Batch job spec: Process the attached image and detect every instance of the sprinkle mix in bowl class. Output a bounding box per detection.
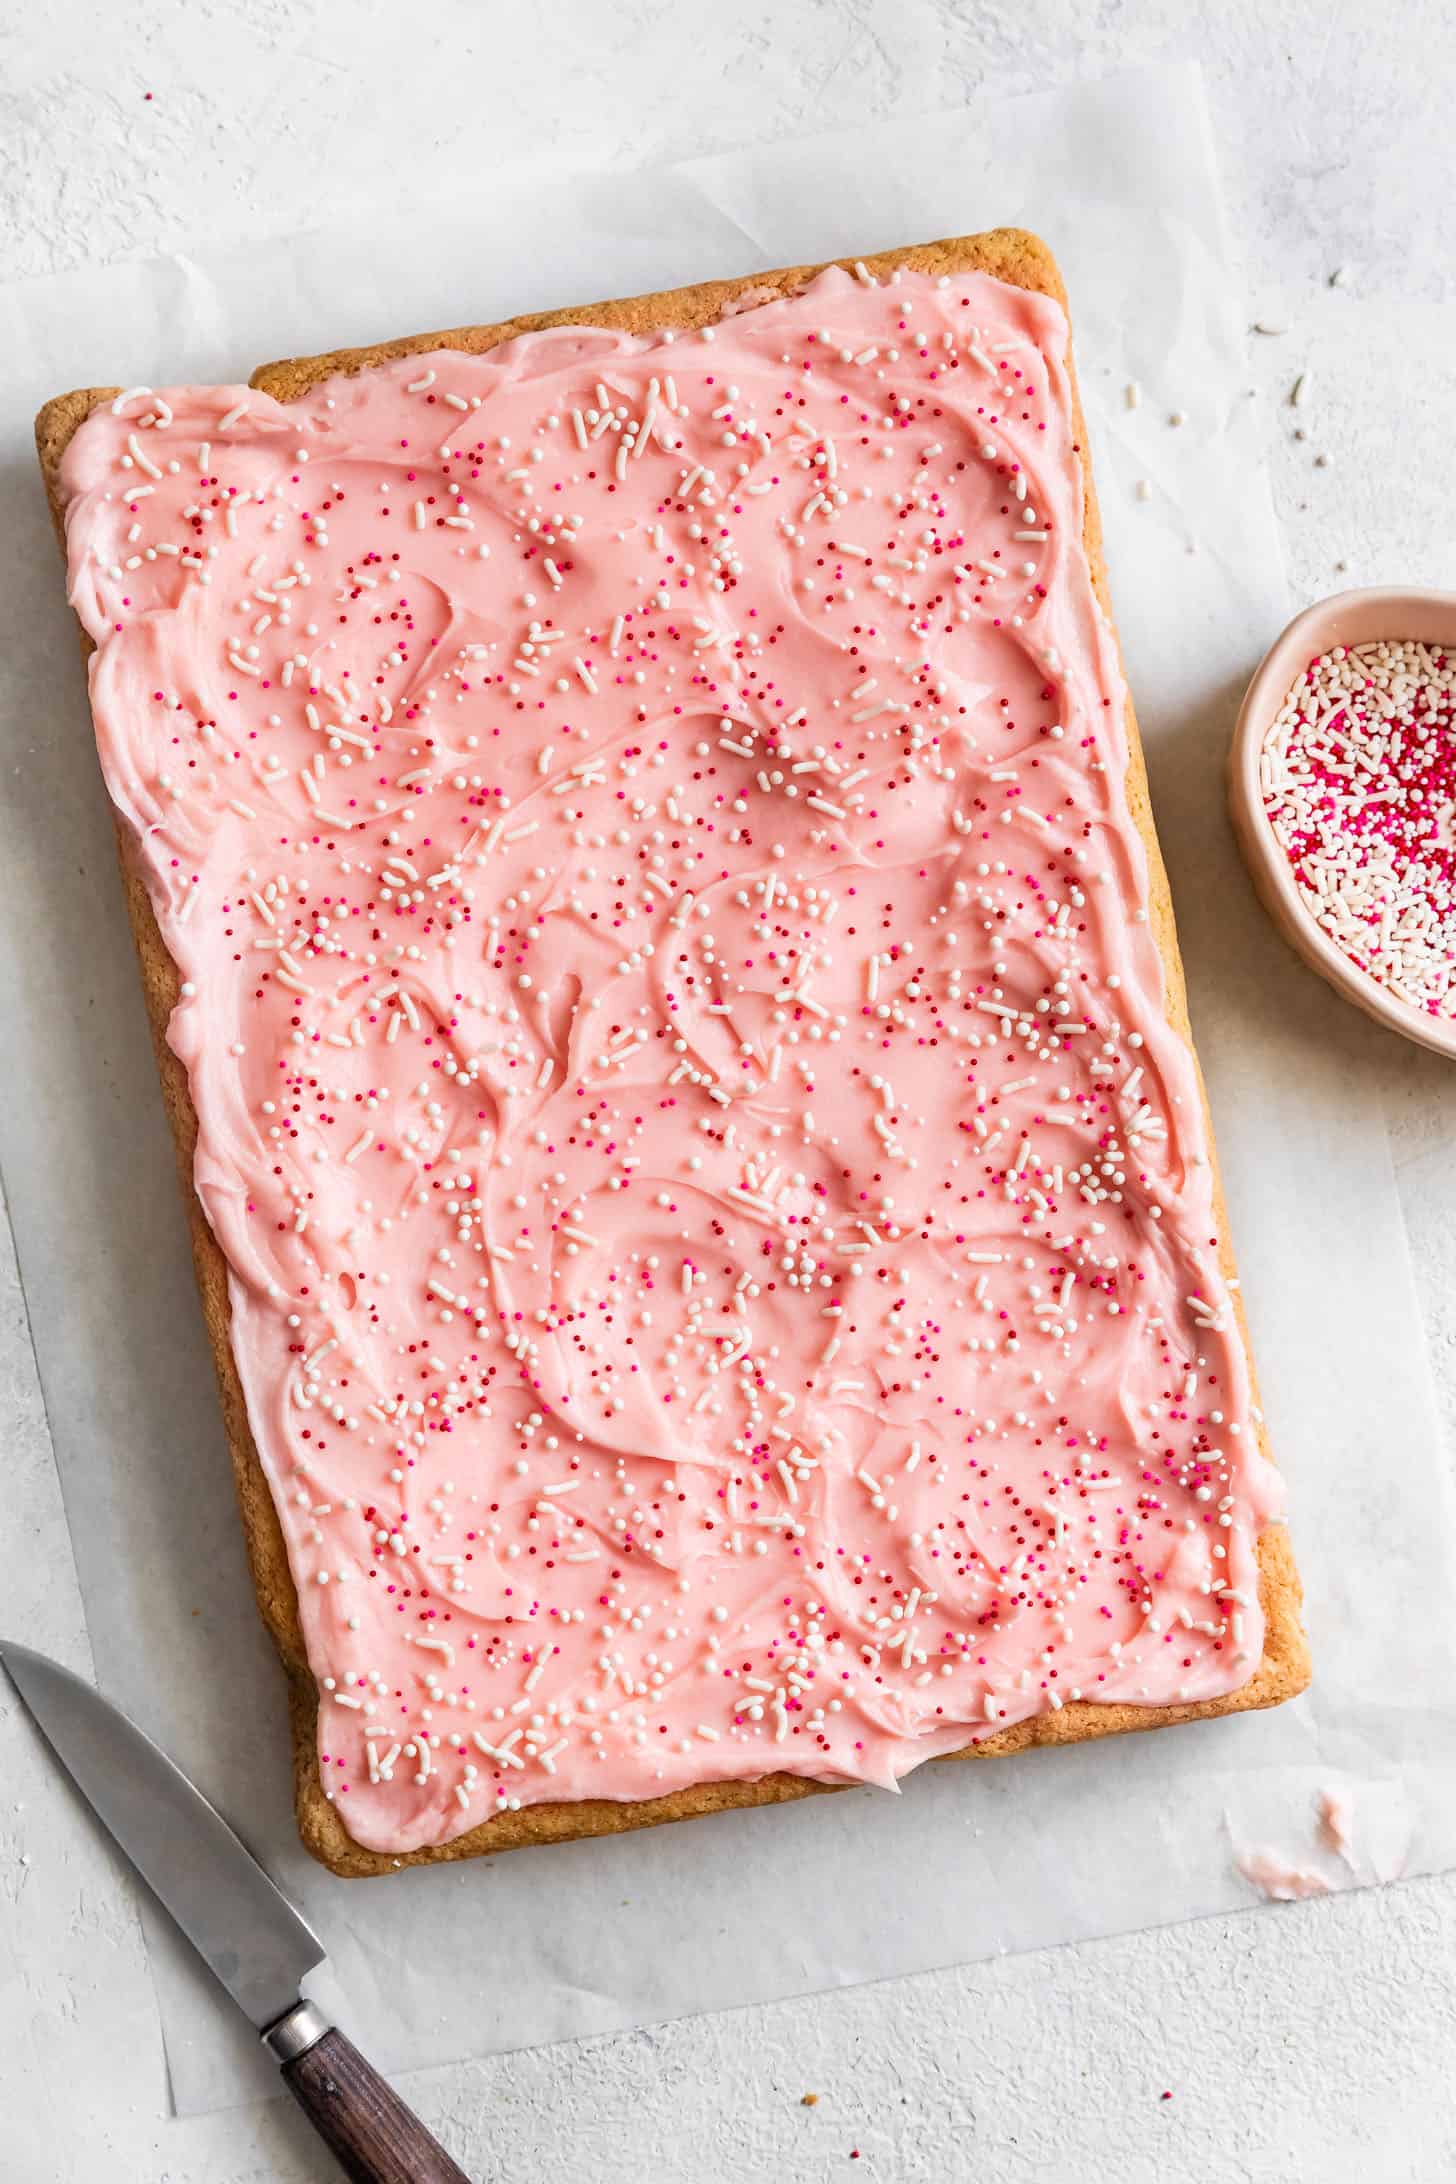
[1229,587,1456,1060]
[1260,640,1456,1020]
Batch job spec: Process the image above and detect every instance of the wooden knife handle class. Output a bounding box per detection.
[280,2025,472,2184]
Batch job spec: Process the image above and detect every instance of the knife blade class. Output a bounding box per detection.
[1,1638,472,2184]
[0,1637,323,2029]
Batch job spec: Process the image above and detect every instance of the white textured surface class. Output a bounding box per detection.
[3,5,1455,2178]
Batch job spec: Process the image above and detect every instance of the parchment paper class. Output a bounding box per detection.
[3,63,1453,2118]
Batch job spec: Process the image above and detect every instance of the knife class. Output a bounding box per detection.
[0,1638,472,2184]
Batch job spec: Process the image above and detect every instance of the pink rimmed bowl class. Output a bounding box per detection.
[1228,585,1456,1060]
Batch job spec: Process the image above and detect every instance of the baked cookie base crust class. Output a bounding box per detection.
[36,227,1309,1877]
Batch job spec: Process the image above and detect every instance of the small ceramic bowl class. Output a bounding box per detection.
[1228,584,1456,1060]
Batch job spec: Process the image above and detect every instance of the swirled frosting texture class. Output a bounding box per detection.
[61,267,1279,1853]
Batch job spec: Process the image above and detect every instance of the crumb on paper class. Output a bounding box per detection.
[1317,1787,1355,1860]
[801,2093,819,2107]
[1330,266,1352,288]
[1234,1847,1331,1902]
[1253,320,1288,335]
[1135,478,1152,502]
[1291,371,1310,407]
[1125,380,1141,410]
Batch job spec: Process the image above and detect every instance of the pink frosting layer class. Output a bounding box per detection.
[61,266,1280,1854]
